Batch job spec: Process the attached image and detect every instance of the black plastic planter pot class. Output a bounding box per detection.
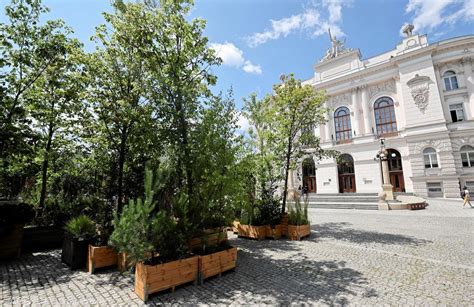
[61,234,93,270]
[22,226,64,252]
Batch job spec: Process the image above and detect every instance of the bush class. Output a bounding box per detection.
[288,197,309,226]
[258,197,281,226]
[0,202,33,235]
[65,215,96,240]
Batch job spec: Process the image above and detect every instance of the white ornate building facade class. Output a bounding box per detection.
[290,29,474,198]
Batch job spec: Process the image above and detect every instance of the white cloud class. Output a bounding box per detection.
[404,0,474,35]
[243,61,263,74]
[236,113,250,133]
[210,42,262,75]
[246,1,350,47]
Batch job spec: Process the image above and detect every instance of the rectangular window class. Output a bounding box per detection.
[449,104,464,122]
[450,76,459,89]
[427,182,443,197]
[461,153,469,167]
[444,78,452,91]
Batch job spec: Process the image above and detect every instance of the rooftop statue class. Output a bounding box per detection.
[320,28,352,62]
[402,24,414,37]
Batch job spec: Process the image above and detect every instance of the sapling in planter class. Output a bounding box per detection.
[61,215,96,269]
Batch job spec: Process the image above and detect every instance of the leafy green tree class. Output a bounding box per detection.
[27,34,87,211]
[87,2,155,212]
[0,0,72,197]
[133,0,221,197]
[256,75,331,213]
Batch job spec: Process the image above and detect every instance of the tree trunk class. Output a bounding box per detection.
[281,140,292,213]
[38,122,55,212]
[116,126,128,215]
[176,96,193,196]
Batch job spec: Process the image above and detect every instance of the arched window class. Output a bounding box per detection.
[374,97,397,136]
[461,145,474,167]
[443,70,459,91]
[423,148,438,168]
[334,107,352,141]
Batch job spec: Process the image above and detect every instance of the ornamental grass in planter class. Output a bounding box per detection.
[61,215,96,270]
[287,197,311,241]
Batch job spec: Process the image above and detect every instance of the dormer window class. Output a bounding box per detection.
[443,70,459,91]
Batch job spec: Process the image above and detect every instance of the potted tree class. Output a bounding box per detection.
[109,168,199,302]
[87,200,117,274]
[61,215,96,269]
[0,201,32,259]
[287,197,311,240]
[260,197,283,239]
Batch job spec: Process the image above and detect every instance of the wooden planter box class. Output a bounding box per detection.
[22,226,63,252]
[88,245,118,273]
[237,224,267,240]
[265,225,282,239]
[117,252,129,272]
[287,224,311,241]
[198,246,237,284]
[280,213,289,237]
[61,234,93,270]
[0,224,24,260]
[188,228,228,251]
[232,221,240,233]
[135,256,199,302]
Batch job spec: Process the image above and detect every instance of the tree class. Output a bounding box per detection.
[265,74,331,213]
[133,0,221,198]
[27,32,87,211]
[0,0,86,198]
[87,3,155,213]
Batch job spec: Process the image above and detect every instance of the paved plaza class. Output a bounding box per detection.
[1,198,473,305]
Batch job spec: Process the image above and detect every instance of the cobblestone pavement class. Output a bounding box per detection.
[1,198,473,305]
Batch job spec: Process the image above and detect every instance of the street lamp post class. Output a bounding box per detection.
[376,138,394,201]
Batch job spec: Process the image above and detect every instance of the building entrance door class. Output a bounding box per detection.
[302,158,317,193]
[338,154,356,193]
[387,149,405,192]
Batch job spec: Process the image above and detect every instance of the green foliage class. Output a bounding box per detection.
[288,197,310,226]
[65,215,96,240]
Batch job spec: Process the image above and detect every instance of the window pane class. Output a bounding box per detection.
[450,110,458,122]
[457,109,464,121]
[469,153,474,167]
[444,78,451,90]
[451,76,458,89]
[461,153,469,167]
[431,154,438,166]
[424,155,432,168]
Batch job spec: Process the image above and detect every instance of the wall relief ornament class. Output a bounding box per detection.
[368,80,395,98]
[327,92,351,107]
[407,74,431,113]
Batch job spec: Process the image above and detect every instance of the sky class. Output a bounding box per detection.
[1,0,473,131]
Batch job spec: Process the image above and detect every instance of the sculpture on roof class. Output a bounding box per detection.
[320,28,352,62]
[402,24,414,37]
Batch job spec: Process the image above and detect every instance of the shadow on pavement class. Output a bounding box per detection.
[311,222,432,246]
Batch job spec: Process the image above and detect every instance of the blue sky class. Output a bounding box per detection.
[1,0,473,125]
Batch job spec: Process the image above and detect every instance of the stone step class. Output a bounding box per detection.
[306,202,379,210]
[306,197,379,203]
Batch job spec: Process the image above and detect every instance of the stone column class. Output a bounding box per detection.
[361,86,372,135]
[380,144,394,201]
[352,88,360,137]
[462,57,474,119]
[324,111,332,142]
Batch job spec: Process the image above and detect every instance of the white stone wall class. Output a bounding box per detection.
[298,34,474,198]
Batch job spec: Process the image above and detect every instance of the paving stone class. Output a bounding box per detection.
[1,198,473,305]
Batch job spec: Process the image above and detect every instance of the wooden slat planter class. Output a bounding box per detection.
[237,224,267,240]
[135,256,199,302]
[88,245,118,274]
[61,235,93,270]
[0,224,24,260]
[232,221,240,234]
[188,228,228,251]
[117,252,129,272]
[287,224,311,241]
[198,246,237,284]
[280,213,289,237]
[265,225,282,239]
